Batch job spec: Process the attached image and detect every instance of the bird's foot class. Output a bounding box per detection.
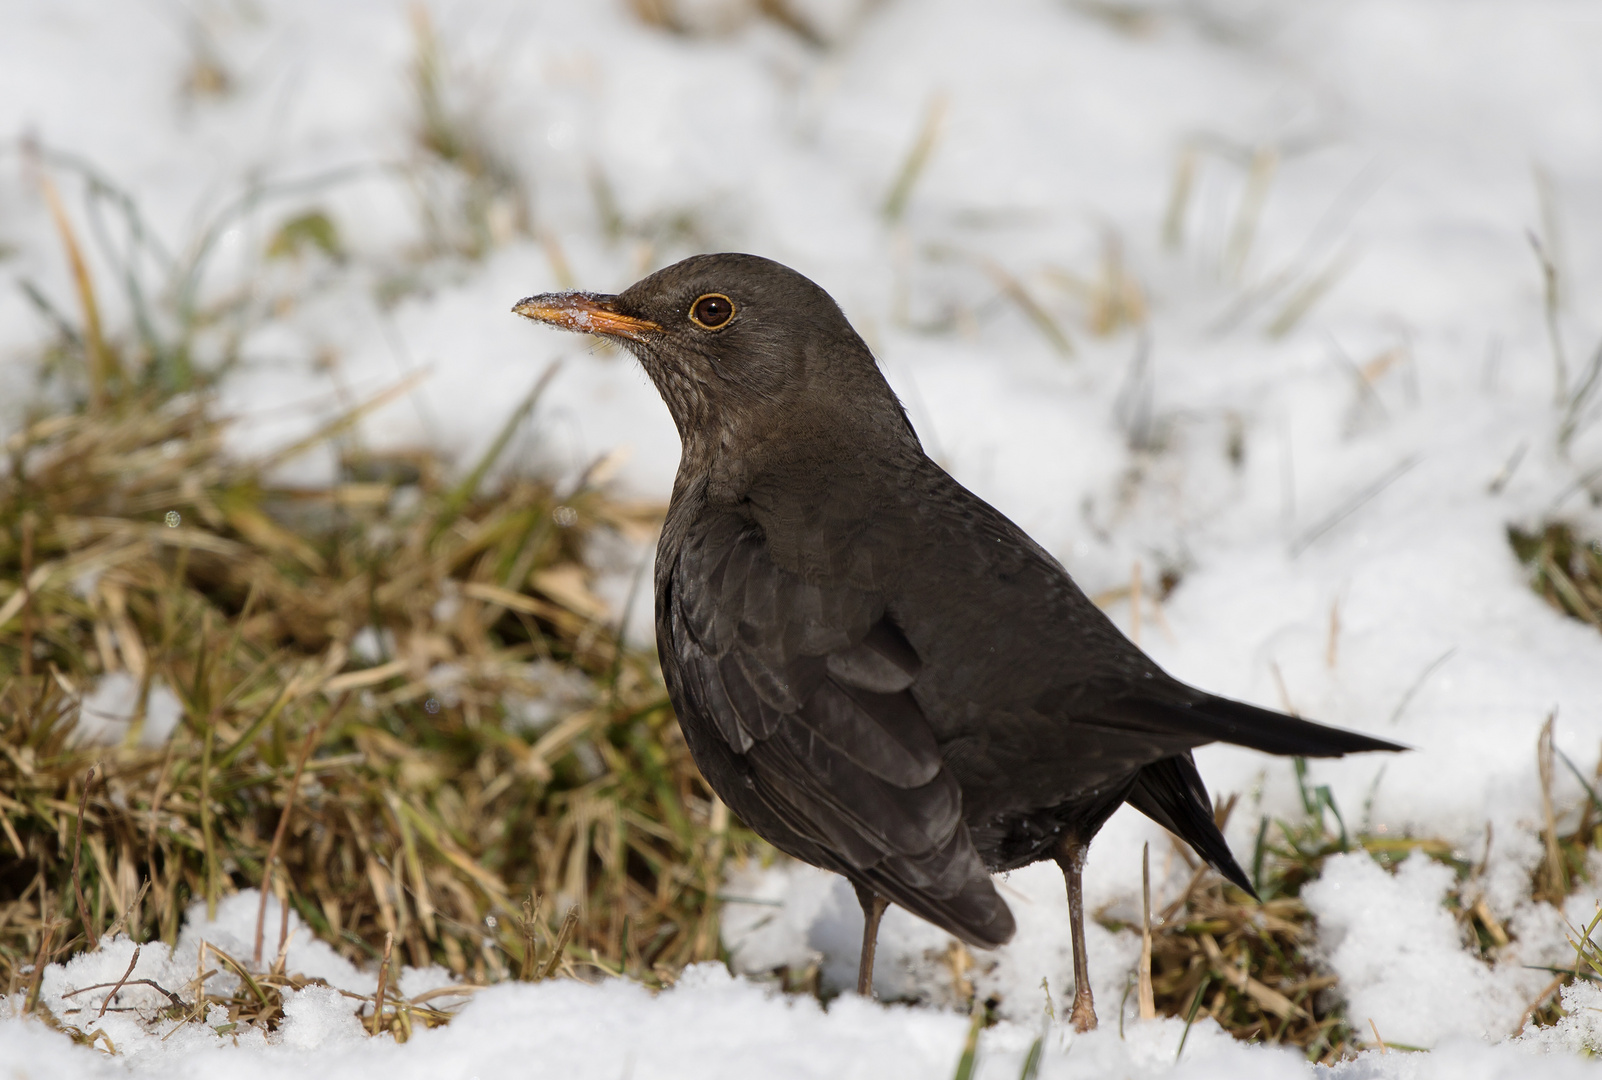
[1069,989,1097,1033]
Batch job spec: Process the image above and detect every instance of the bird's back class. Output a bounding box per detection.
[665,440,1396,880]
[742,450,1213,862]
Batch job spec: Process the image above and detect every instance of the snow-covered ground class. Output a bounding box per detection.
[5,0,1602,1075]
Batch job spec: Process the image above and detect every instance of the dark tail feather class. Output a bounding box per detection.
[1127,695,1408,758]
[1126,753,1257,899]
[1195,696,1407,756]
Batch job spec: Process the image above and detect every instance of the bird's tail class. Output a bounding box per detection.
[1126,753,1256,898]
[1124,694,1407,758]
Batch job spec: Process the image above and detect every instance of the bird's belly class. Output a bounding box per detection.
[966,775,1139,873]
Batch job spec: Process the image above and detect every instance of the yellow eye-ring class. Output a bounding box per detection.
[689,293,735,329]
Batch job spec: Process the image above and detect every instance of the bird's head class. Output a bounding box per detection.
[514,253,913,464]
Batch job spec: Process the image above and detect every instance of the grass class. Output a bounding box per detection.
[0,376,754,1030]
[406,5,531,262]
[0,162,753,1045]
[1510,521,1602,631]
[1110,710,1602,1060]
[1097,770,1475,1063]
[1514,714,1602,1032]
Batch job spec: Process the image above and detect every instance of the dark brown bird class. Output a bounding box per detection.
[514,253,1401,1029]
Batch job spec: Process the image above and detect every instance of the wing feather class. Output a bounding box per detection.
[663,510,1013,948]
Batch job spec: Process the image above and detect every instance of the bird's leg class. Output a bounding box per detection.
[854,882,890,997]
[1054,835,1097,1032]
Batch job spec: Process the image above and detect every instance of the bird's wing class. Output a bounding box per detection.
[900,464,1402,795]
[663,510,1014,947]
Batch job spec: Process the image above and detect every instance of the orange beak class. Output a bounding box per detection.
[512,292,660,344]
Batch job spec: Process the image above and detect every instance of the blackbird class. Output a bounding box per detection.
[514,253,1402,1030]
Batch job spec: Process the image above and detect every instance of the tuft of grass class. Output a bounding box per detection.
[0,164,753,1037]
[1514,719,1602,1032]
[49,934,489,1042]
[0,383,749,997]
[1509,522,1602,631]
[1105,776,1463,1062]
[1129,719,1602,1056]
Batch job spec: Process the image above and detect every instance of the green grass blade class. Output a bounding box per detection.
[1017,1033,1045,1080]
[951,1005,985,1080]
[1175,973,1213,1062]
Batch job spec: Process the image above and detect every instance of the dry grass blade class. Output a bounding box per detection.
[1224,147,1279,282]
[432,362,562,543]
[97,945,141,1019]
[405,4,529,260]
[1537,713,1569,903]
[70,765,100,947]
[542,907,581,980]
[1044,234,1148,339]
[882,94,947,224]
[1529,230,1568,404]
[982,260,1075,358]
[19,512,35,680]
[1560,341,1602,451]
[1266,246,1356,339]
[254,694,347,965]
[1136,871,1339,1053]
[36,170,119,410]
[257,370,429,473]
[23,925,59,1014]
[62,973,184,1010]
[1289,457,1419,558]
[371,931,393,1036]
[1163,146,1198,251]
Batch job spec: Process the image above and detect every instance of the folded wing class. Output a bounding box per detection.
[663,511,1014,948]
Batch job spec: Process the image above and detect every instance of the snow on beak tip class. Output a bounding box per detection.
[512,293,660,343]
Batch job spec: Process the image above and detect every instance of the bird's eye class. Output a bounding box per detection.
[689,293,735,329]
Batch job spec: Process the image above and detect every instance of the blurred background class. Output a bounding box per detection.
[3,0,1602,1060]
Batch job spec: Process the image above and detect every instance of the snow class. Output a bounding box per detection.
[73,673,185,748]
[8,908,1602,1079]
[5,0,1602,1075]
[1302,853,1532,1048]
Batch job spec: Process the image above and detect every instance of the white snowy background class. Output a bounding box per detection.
[4,0,1602,1076]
